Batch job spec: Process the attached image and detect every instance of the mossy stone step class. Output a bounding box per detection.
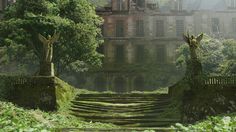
[70,104,169,113]
[84,118,180,125]
[71,93,177,128]
[72,100,170,107]
[76,93,169,98]
[70,107,166,115]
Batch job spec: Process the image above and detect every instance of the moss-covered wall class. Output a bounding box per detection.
[0,75,75,111]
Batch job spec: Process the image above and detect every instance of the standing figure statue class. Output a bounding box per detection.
[183,33,204,86]
[38,32,60,76]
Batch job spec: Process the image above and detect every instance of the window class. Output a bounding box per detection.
[116,20,124,37]
[229,0,236,8]
[115,45,125,63]
[135,45,145,63]
[156,45,166,63]
[232,18,236,33]
[136,20,144,37]
[175,0,183,10]
[212,18,220,33]
[136,0,145,8]
[117,0,125,11]
[156,20,164,37]
[176,20,184,37]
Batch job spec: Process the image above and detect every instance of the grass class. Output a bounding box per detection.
[0,101,118,131]
[173,113,236,132]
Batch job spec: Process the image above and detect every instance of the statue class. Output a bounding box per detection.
[183,33,204,86]
[183,33,203,60]
[38,32,60,76]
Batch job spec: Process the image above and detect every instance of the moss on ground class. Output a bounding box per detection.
[0,101,118,131]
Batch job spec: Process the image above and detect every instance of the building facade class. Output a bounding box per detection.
[74,0,236,93]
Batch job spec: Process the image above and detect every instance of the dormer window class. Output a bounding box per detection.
[228,0,236,9]
[117,0,125,11]
[174,0,183,11]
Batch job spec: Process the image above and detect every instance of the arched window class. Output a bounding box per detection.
[114,77,126,93]
[94,77,107,92]
[133,76,144,91]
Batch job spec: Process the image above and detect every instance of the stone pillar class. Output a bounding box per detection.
[39,62,55,76]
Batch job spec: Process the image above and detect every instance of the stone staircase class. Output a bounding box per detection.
[70,93,180,128]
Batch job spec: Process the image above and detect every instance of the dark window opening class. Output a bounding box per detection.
[212,18,220,33]
[114,77,126,93]
[176,20,184,37]
[156,45,166,63]
[137,0,145,8]
[156,20,164,37]
[115,45,125,63]
[116,20,125,37]
[134,76,144,91]
[94,77,107,92]
[135,45,145,63]
[136,20,144,37]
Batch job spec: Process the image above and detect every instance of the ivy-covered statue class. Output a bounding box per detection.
[38,32,60,76]
[183,33,203,85]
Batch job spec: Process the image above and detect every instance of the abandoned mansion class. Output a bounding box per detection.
[1,0,236,92]
[76,0,236,93]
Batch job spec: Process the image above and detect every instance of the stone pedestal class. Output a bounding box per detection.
[39,62,55,76]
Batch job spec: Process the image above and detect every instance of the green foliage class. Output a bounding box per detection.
[0,101,118,131]
[176,34,236,75]
[0,0,103,75]
[174,113,236,132]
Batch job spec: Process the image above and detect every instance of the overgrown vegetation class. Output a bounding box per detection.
[174,113,236,132]
[176,34,236,75]
[0,101,118,131]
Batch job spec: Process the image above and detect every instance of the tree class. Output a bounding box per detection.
[0,0,103,75]
[176,34,235,75]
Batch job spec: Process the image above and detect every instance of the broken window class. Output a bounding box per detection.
[135,45,145,63]
[156,20,164,37]
[116,20,125,37]
[156,45,166,63]
[136,20,144,37]
[212,18,220,33]
[115,45,125,63]
[176,20,184,37]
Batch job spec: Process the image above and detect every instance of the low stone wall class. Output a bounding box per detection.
[182,76,236,123]
[0,75,75,111]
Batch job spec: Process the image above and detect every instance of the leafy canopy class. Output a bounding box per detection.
[176,34,236,75]
[0,0,103,74]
